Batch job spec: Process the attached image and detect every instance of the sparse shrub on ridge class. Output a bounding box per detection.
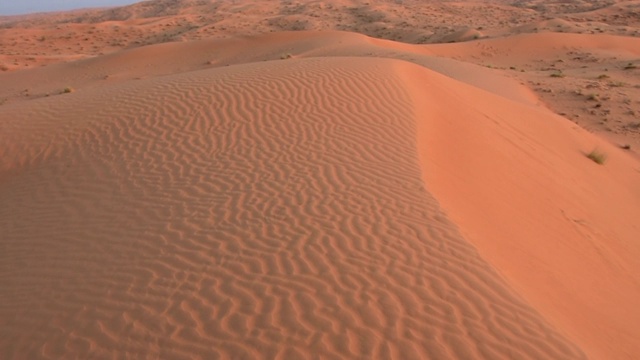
[587,149,607,164]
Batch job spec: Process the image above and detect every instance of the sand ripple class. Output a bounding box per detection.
[0,58,585,359]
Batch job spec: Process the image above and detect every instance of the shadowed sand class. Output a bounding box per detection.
[2,2,640,360]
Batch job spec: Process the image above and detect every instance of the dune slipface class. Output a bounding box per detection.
[0,57,586,359]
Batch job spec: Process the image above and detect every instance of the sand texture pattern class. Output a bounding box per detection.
[1,58,588,359]
[2,1,640,359]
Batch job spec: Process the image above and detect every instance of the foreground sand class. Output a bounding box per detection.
[2,1,640,359]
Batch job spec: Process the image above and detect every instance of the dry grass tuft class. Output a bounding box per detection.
[587,149,607,164]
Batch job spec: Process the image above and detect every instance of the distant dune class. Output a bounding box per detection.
[1,1,640,359]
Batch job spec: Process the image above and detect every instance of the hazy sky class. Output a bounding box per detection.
[0,0,145,15]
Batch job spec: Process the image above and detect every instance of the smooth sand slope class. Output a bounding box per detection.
[1,53,591,359]
[402,64,640,360]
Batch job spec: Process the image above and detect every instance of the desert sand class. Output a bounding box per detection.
[1,1,639,359]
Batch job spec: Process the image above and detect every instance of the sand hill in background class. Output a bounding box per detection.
[2,0,639,148]
[1,1,639,359]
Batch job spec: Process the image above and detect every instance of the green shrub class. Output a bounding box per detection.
[587,149,607,164]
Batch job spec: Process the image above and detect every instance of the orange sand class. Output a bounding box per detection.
[1,1,640,359]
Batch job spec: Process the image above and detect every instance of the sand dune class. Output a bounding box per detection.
[1,57,589,359]
[0,31,539,110]
[401,63,640,359]
[2,0,639,145]
[2,0,639,72]
[2,1,640,359]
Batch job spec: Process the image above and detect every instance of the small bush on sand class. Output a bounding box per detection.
[587,149,607,164]
[62,87,74,94]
